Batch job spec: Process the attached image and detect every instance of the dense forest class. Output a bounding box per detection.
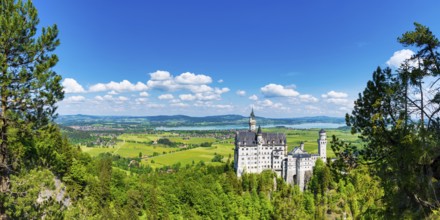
[1,0,440,219]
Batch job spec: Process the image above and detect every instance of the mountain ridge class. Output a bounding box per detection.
[56,114,345,127]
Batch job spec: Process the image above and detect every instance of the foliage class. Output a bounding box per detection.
[341,22,440,217]
[157,138,176,147]
[0,0,64,217]
[5,169,66,219]
[211,153,224,162]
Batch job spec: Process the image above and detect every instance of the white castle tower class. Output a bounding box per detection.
[249,108,256,132]
[318,129,327,161]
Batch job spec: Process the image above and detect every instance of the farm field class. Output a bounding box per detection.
[80,128,360,168]
[117,133,217,145]
[81,141,176,158]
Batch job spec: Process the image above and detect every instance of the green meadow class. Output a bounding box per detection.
[81,128,361,168]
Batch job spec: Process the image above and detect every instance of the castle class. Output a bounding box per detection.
[234,110,327,190]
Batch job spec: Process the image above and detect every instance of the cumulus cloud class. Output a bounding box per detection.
[299,94,318,103]
[158,94,174,100]
[117,96,128,101]
[213,104,234,109]
[321,90,350,106]
[255,99,287,110]
[139,91,149,97]
[236,90,246,96]
[326,98,350,105]
[261,84,299,97]
[174,72,212,84]
[147,70,228,95]
[218,79,224,83]
[215,87,230,94]
[171,102,189,107]
[62,78,85,93]
[135,98,148,104]
[64,95,85,102]
[249,95,258,101]
[322,91,348,99]
[94,95,114,101]
[386,49,415,68]
[150,70,172,81]
[179,94,196,101]
[89,80,148,93]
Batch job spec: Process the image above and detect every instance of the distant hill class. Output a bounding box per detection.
[56,114,345,128]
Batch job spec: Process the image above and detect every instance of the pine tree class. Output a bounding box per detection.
[345,23,440,217]
[0,0,63,217]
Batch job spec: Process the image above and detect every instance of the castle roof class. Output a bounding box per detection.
[250,108,255,118]
[236,131,286,147]
[319,129,326,134]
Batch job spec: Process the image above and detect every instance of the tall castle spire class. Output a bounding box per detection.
[249,108,257,132]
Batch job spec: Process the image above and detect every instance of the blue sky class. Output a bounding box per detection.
[33,0,440,117]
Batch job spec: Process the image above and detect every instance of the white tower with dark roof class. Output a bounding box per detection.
[318,129,327,161]
[249,108,256,132]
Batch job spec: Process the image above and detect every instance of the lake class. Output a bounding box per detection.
[155,123,346,131]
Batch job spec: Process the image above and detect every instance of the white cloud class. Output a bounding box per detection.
[64,95,85,102]
[255,99,287,110]
[139,91,149,97]
[215,87,230,94]
[249,95,258,101]
[261,84,299,97]
[179,94,196,101]
[321,91,351,106]
[146,70,230,103]
[150,70,172,81]
[218,79,224,83]
[305,105,320,111]
[236,90,246,96]
[158,94,174,100]
[62,78,85,93]
[259,99,274,107]
[94,95,114,101]
[386,49,415,68]
[174,72,212,84]
[299,94,319,103]
[118,96,128,101]
[322,91,348,99]
[89,80,148,93]
[213,104,234,109]
[108,90,118,95]
[171,102,189,107]
[188,84,213,93]
[326,98,350,105]
[135,98,148,103]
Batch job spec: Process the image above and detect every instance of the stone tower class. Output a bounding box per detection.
[249,108,256,132]
[318,129,327,161]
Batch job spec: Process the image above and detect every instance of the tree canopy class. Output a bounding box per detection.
[339,22,440,218]
[0,0,63,217]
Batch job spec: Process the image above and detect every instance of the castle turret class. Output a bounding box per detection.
[318,129,327,161]
[249,108,256,132]
[257,126,263,144]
